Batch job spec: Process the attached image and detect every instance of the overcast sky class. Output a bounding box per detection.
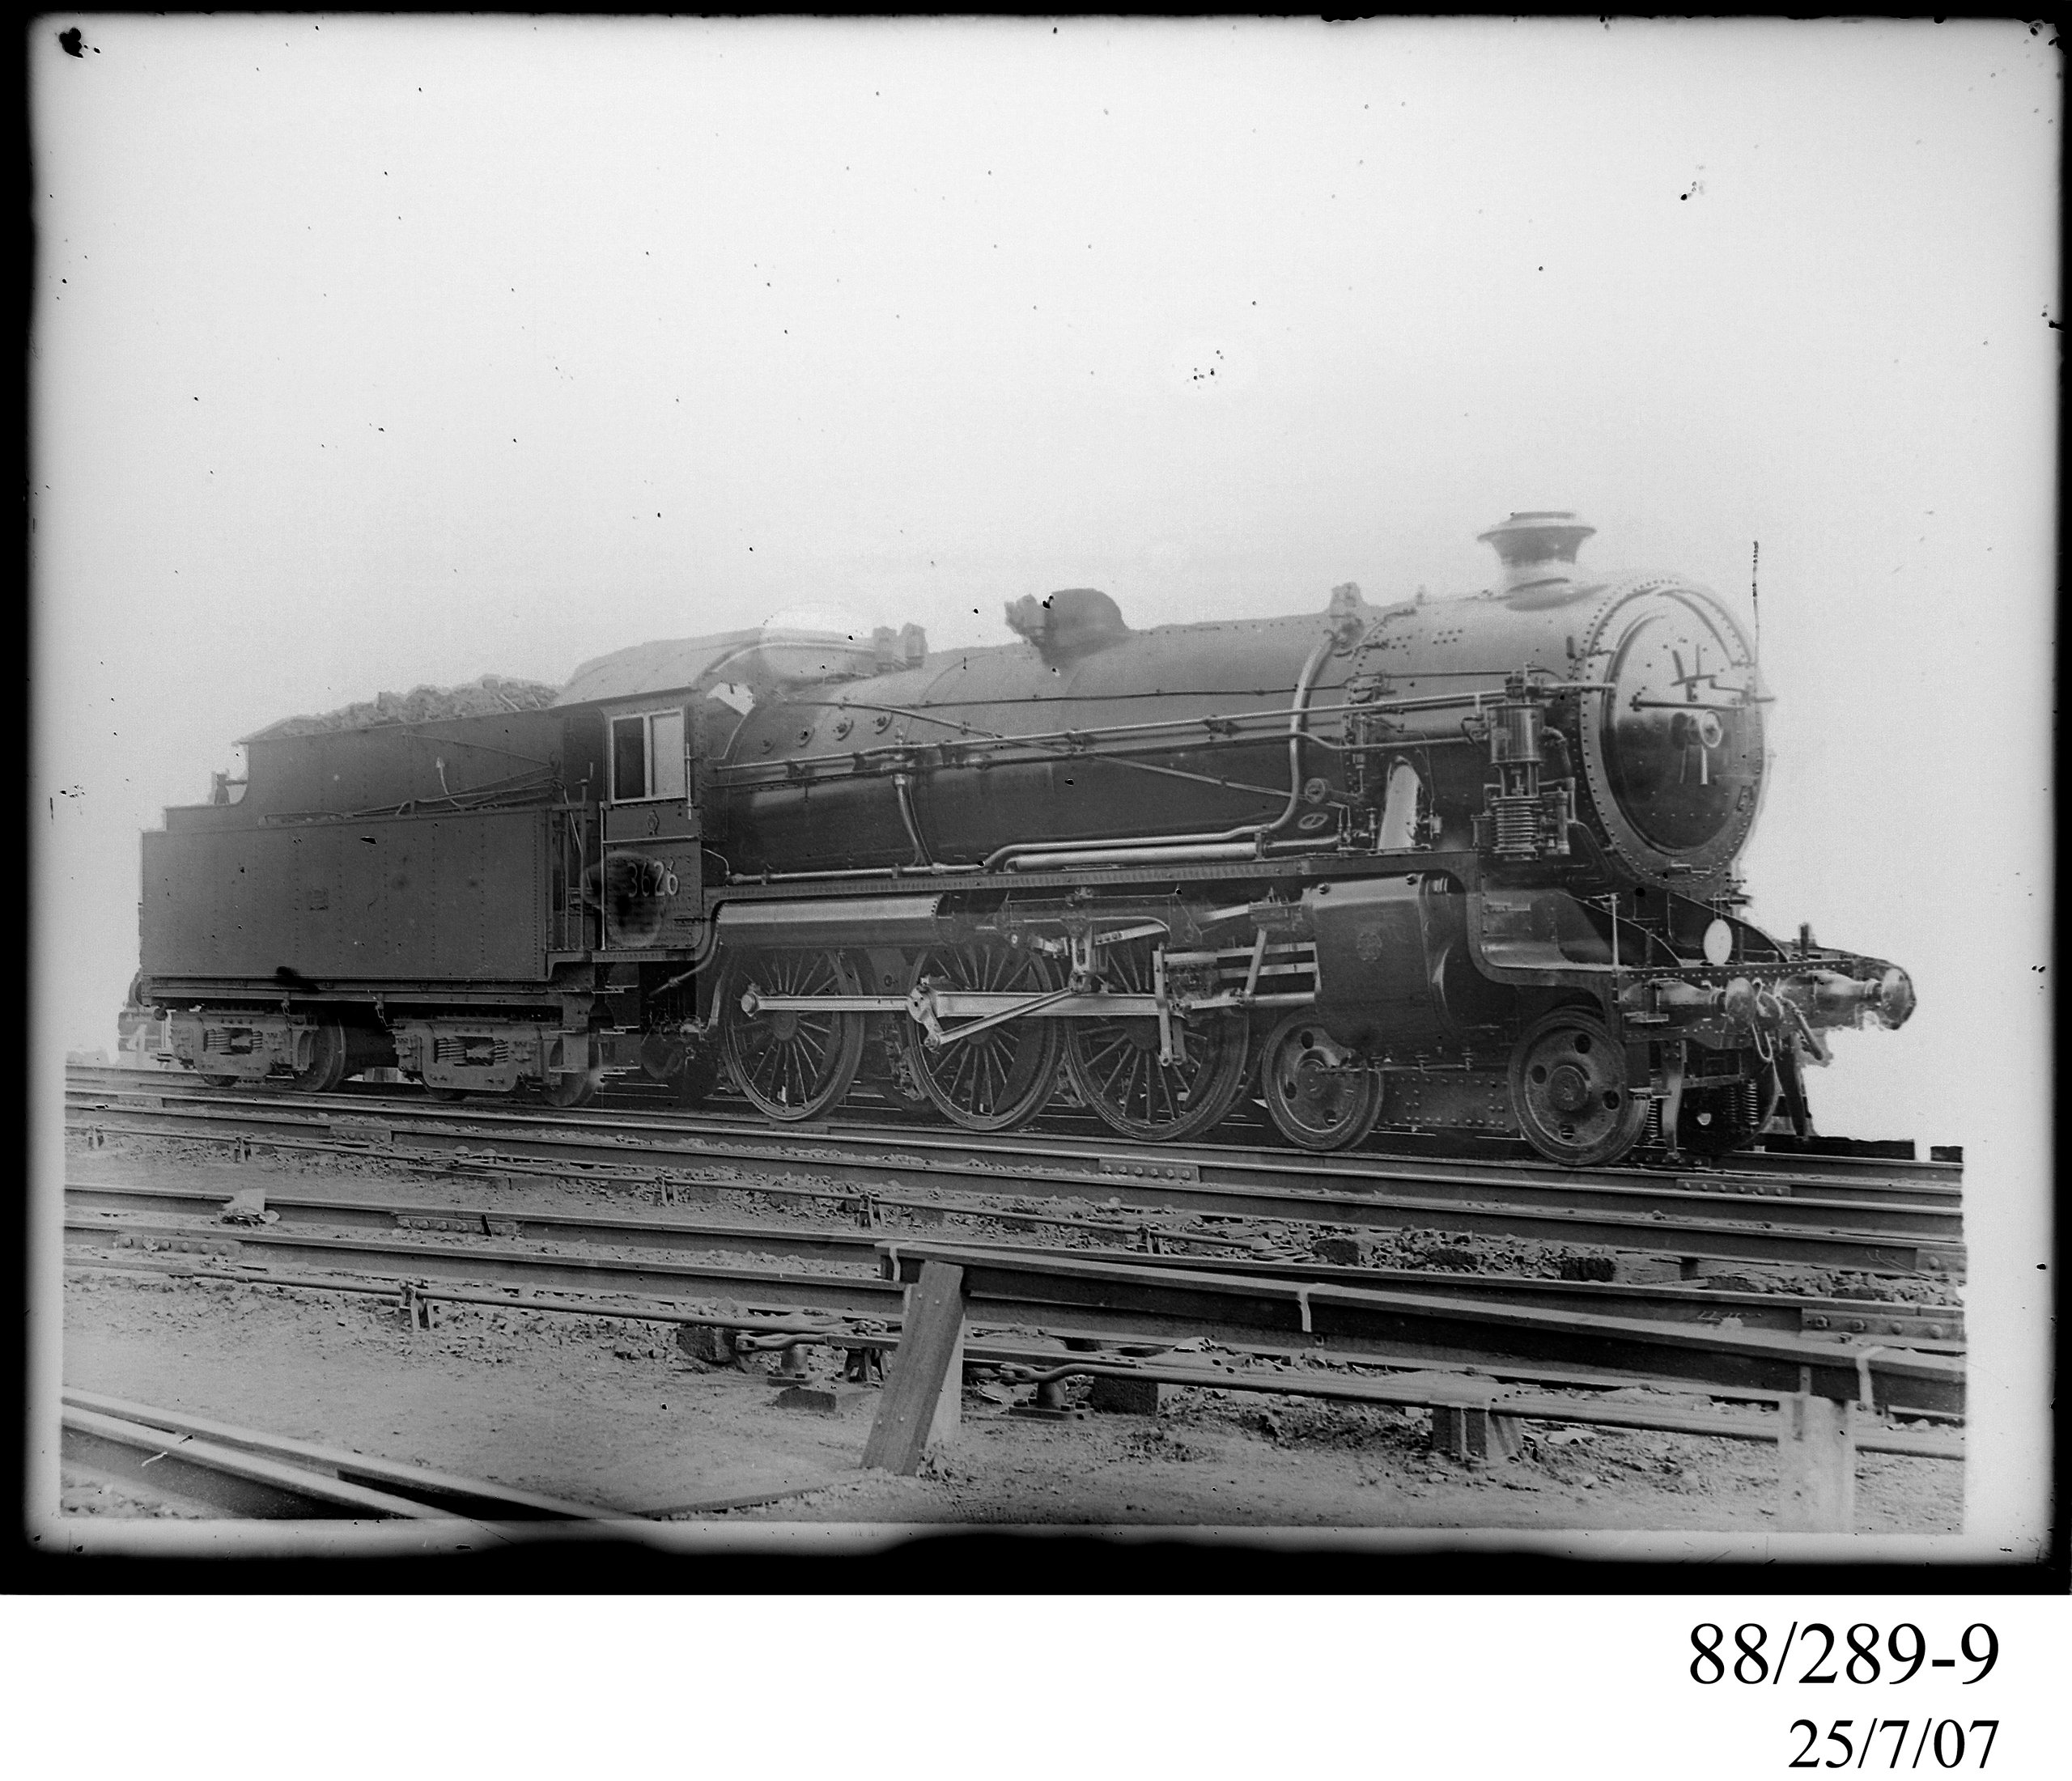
[30,18,2057,1529]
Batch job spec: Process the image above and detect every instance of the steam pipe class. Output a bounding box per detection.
[893,772,934,871]
[713,681,1595,780]
[1005,837,1340,873]
[982,632,1338,871]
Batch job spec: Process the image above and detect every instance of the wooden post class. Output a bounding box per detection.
[860,1261,966,1475]
[1429,1380,1522,1464]
[1430,1401,1524,1464]
[1777,1392,1856,1533]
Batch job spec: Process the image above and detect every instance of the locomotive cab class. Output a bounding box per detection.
[557,620,887,955]
[592,699,701,951]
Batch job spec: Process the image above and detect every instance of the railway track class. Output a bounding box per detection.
[62,1207,1964,1418]
[67,1082,1968,1278]
[71,1063,1964,1194]
[66,1067,1968,1521]
[66,1252,1966,1469]
[62,1176,1966,1346]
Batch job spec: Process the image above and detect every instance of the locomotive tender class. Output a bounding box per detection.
[134,513,1914,1166]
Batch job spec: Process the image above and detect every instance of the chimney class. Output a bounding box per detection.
[1476,511,1596,605]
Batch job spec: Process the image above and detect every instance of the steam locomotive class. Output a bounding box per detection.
[132,512,1914,1167]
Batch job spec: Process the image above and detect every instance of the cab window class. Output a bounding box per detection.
[609,710,686,801]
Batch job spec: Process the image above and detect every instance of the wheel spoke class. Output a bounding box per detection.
[1081,1031,1133,1073]
[1102,1045,1135,1105]
[745,1041,774,1094]
[965,1041,991,1111]
[980,1041,1006,1109]
[948,1041,977,1105]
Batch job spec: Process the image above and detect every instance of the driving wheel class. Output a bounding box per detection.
[1062,936,1250,1142]
[902,944,1063,1132]
[720,949,868,1122]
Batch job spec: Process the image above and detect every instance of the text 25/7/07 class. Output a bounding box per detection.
[1786,1719,1999,1770]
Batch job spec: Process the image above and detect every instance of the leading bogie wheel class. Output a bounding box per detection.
[1678,1060,1781,1156]
[1508,1009,1648,1167]
[1061,936,1251,1143]
[902,944,1063,1133]
[720,948,868,1122]
[1259,1014,1382,1152]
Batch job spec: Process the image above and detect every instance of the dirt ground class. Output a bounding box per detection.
[57,1140,1964,1531]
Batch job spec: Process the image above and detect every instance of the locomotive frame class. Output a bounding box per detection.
[132,514,1914,1167]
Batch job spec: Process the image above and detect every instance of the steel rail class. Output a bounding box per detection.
[65,1249,1962,1452]
[63,1176,1246,1261]
[877,1244,1964,1417]
[62,1177,1966,1346]
[956,1347,1964,1460]
[62,1390,609,1519]
[66,1100,1966,1276]
[57,1212,1960,1414]
[70,1251,873,1339]
[67,1066,1965,1206]
[77,1075,1968,1224]
[64,1217,906,1317]
[62,1406,465,1520]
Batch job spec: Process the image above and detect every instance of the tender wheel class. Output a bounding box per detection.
[1259,1014,1382,1152]
[540,1067,602,1109]
[1679,1060,1781,1156]
[200,1074,241,1089]
[1508,1010,1648,1167]
[288,1021,349,1093]
[902,945,1063,1133]
[422,1084,464,1102]
[1062,937,1251,1142]
[720,949,868,1122]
